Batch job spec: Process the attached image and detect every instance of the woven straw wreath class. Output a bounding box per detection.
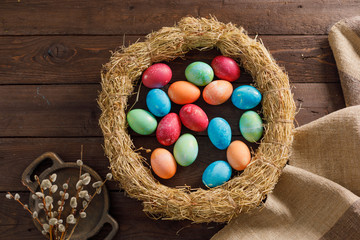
[98,16,296,223]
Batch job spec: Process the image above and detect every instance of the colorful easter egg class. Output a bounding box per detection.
[207,117,232,150]
[179,104,209,132]
[168,81,200,105]
[127,109,157,135]
[142,63,172,88]
[146,89,171,117]
[211,56,241,82]
[151,148,177,179]
[231,85,262,110]
[227,140,251,171]
[185,61,214,86]
[203,80,233,105]
[173,133,198,166]
[156,113,181,146]
[239,111,263,142]
[202,160,232,188]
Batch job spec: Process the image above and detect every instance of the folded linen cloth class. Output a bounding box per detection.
[329,16,360,106]
[212,17,360,240]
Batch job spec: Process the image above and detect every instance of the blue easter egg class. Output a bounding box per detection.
[231,85,262,110]
[146,89,171,117]
[207,117,231,150]
[239,111,263,142]
[202,161,232,188]
[185,61,214,86]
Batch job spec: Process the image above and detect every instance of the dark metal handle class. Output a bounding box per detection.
[21,152,63,191]
[103,214,119,240]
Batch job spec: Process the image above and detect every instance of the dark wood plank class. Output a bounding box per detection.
[0,83,344,137]
[0,192,224,240]
[0,35,339,84]
[0,0,359,35]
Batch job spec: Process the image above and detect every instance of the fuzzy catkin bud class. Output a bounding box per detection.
[76,159,83,166]
[76,180,83,190]
[49,218,58,226]
[57,200,62,206]
[31,194,37,200]
[41,230,47,235]
[82,200,88,208]
[23,204,28,210]
[80,211,87,218]
[58,219,63,224]
[62,183,68,190]
[50,185,58,193]
[35,192,44,198]
[14,193,20,200]
[32,211,38,218]
[59,191,64,197]
[40,179,52,190]
[66,214,75,224]
[80,172,90,180]
[70,197,77,208]
[96,188,102,195]
[106,173,113,180]
[64,193,69,200]
[45,196,53,206]
[58,224,65,232]
[82,176,91,186]
[43,223,50,232]
[38,203,44,209]
[5,193,11,199]
[92,181,102,188]
[49,173,57,182]
[79,190,88,198]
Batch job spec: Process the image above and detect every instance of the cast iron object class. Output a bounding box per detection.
[22,152,118,240]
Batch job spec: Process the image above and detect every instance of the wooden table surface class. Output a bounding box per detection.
[0,1,358,239]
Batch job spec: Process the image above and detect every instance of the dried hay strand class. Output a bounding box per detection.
[98,16,296,223]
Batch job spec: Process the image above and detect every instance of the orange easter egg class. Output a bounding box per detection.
[168,81,200,105]
[203,80,233,105]
[150,148,177,179]
[226,140,251,171]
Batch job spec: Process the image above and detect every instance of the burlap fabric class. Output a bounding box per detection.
[212,16,360,240]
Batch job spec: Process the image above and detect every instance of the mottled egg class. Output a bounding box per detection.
[185,61,214,86]
[173,133,198,166]
[202,161,232,188]
[127,109,157,135]
[156,113,181,146]
[168,81,200,105]
[179,104,209,132]
[227,141,251,170]
[211,56,241,82]
[146,89,171,117]
[142,63,172,88]
[203,80,233,105]
[239,111,263,142]
[151,148,177,179]
[207,118,232,150]
[231,85,262,110]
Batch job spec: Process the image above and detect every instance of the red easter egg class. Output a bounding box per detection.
[179,104,209,132]
[142,63,172,88]
[211,56,241,82]
[156,113,182,146]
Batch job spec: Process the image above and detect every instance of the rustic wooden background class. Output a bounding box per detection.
[0,0,359,239]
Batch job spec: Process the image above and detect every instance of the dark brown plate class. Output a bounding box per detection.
[21,152,118,240]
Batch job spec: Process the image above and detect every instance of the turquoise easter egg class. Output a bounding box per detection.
[173,133,198,166]
[127,109,157,135]
[239,111,263,142]
[202,160,232,188]
[208,117,231,150]
[146,89,171,117]
[231,85,262,110]
[185,61,214,86]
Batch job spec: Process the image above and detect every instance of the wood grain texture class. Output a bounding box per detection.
[0,35,338,84]
[0,83,344,137]
[0,0,359,35]
[0,192,224,240]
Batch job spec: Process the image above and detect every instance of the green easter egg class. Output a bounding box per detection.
[127,109,157,135]
[185,61,214,86]
[173,133,198,166]
[239,111,263,142]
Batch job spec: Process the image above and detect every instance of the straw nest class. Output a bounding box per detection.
[98,16,296,223]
